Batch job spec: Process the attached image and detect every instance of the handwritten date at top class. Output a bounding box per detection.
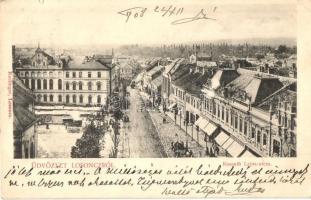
[117,6,184,23]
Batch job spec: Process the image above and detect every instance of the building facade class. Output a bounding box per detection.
[14,46,114,106]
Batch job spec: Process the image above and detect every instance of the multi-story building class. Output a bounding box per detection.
[13,73,38,158]
[14,46,115,106]
[165,62,297,157]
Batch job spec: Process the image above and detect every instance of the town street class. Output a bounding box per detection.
[118,88,167,158]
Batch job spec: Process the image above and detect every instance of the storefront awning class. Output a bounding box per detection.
[222,137,234,149]
[202,123,217,136]
[239,150,257,157]
[226,141,245,157]
[194,118,202,126]
[215,131,229,146]
[198,118,209,130]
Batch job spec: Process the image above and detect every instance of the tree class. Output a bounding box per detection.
[71,121,104,158]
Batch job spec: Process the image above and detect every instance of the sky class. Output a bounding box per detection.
[1,0,297,47]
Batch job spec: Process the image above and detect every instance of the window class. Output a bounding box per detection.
[49,72,53,77]
[88,72,91,78]
[58,95,62,102]
[58,72,62,77]
[79,82,83,90]
[66,95,70,103]
[79,95,83,103]
[43,79,47,89]
[257,131,261,144]
[43,72,47,77]
[31,72,35,77]
[88,95,92,104]
[43,94,47,102]
[49,95,53,102]
[97,82,101,90]
[37,95,42,102]
[25,72,29,77]
[31,79,35,90]
[97,72,101,78]
[73,95,76,103]
[37,79,41,90]
[234,115,238,129]
[72,72,76,78]
[66,82,69,90]
[225,109,229,123]
[263,134,267,146]
[72,82,76,90]
[66,72,69,78]
[58,79,62,90]
[239,118,243,133]
[49,79,53,90]
[221,106,224,120]
[88,82,92,90]
[25,79,29,88]
[37,72,41,77]
[97,95,101,104]
[251,127,255,138]
[244,121,248,135]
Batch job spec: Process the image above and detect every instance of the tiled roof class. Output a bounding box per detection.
[67,59,110,70]
[210,69,240,90]
[151,75,162,88]
[226,74,283,105]
[14,105,36,131]
[174,72,212,97]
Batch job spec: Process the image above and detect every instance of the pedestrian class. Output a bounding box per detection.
[189,150,193,157]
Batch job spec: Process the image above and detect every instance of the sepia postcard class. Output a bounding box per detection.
[1,0,311,198]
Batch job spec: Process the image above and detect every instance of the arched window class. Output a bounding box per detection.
[43,79,47,89]
[37,79,41,90]
[88,95,92,104]
[97,82,101,91]
[79,81,83,90]
[88,82,92,90]
[79,95,83,103]
[31,79,35,90]
[66,72,69,78]
[73,95,76,103]
[49,79,53,90]
[66,82,70,90]
[72,82,76,90]
[58,95,62,102]
[66,95,70,103]
[97,95,101,104]
[49,95,53,102]
[58,79,62,90]
[43,94,47,102]
[25,79,29,88]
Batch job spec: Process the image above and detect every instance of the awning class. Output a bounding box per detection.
[168,103,177,110]
[215,131,230,146]
[194,118,202,126]
[197,118,209,130]
[222,137,234,149]
[226,141,245,157]
[202,123,217,136]
[239,150,257,157]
